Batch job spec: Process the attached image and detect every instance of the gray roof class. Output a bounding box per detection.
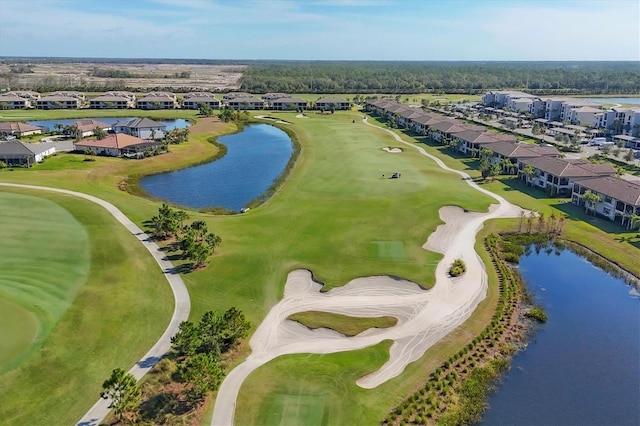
[114,117,166,129]
[0,141,55,156]
[575,176,640,206]
[271,97,307,104]
[521,157,616,178]
[482,141,559,159]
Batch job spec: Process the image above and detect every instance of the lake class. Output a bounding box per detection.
[481,246,640,425]
[580,97,640,105]
[27,117,190,131]
[140,124,293,212]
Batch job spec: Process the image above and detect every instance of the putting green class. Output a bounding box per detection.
[0,298,38,367]
[0,192,90,372]
[371,240,406,261]
[267,392,326,426]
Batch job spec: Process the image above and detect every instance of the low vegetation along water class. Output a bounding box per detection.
[481,246,640,425]
[140,124,293,212]
[26,117,190,131]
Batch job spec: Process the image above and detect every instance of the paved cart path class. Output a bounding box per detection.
[210,117,525,425]
[0,182,190,426]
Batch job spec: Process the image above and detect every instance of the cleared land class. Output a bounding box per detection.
[0,189,173,426]
[288,311,398,336]
[0,62,245,91]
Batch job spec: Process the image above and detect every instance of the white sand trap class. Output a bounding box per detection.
[254,115,291,124]
[211,117,529,425]
[296,113,309,119]
[383,147,403,153]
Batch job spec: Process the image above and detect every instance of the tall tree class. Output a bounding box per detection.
[100,368,141,423]
[178,353,225,402]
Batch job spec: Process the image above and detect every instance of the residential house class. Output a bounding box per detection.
[182,92,220,109]
[70,119,112,138]
[412,114,447,135]
[0,122,42,138]
[223,92,254,101]
[518,157,616,196]
[269,97,308,110]
[428,121,473,143]
[0,93,32,109]
[51,91,85,101]
[136,92,178,110]
[114,118,166,139]
[74,133,164,158]
[262,93,290,102]
[36,94,81,109]
[225,96,264,110]
[315,98,350,111]
[397,109,427,128]
[90,91,136,109]
[572,176,640,225]
[0,141,56,166]
[7,90,40,101]
[482,141,560,162]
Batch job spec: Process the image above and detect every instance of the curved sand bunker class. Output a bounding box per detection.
[383,147,403,153]
[211,117,526,425]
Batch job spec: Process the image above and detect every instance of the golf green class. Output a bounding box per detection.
[0,191,90,372]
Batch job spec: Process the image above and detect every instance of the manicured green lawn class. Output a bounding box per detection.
[288,311,397,336]
[0,190,172,426]
[0,192,90,372]
[2,108,638,426]
[236,342,394,426]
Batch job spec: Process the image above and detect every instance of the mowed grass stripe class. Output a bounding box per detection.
[0,192,90,371]
[0,189,173,426]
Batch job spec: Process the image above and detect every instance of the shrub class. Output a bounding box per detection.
[524,306,548,323]
[449,258,467,276]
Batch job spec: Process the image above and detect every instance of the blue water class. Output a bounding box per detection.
[27,117,190,131]
[581,97,640,105]
[140,124,293,212]
[482,247,640,425]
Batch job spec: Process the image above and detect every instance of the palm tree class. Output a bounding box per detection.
[526,211,535,233]
[629,213,640,231]
[502,158,516,175]
[548,212,557,234]
[537,212,545,233]
[582,190,602,216]
[556,215,566,235]
[523,165,536,186]
[518,210,526,233]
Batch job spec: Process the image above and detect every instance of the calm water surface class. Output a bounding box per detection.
[482,247,640,425]
[140,124,293,211]
[27,117,190,131]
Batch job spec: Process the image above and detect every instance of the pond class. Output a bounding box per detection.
[481,246,640,425]
[27,117,190,131]
[140,124,293,212]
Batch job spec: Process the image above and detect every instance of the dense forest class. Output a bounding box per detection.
[239,61,640,94]
[1,58,638,95]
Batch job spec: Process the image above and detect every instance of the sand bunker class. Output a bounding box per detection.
[383,147,403,153]
[211,116,528,425]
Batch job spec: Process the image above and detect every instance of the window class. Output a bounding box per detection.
[603,207,611,215]
[604,196,612,204]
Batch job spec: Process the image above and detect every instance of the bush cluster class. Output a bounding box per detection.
[449,259,467,277]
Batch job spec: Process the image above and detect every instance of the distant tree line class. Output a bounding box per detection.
[239,61,640,95]
[90,68,192,79]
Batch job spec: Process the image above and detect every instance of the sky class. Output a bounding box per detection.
[0,0,639,61]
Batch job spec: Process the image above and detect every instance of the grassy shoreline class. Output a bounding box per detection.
[1,108,638,425]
